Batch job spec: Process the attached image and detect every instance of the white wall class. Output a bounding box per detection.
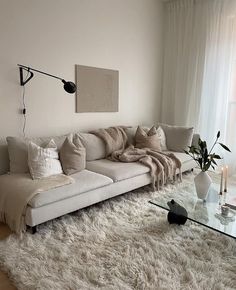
[0,0,164,138]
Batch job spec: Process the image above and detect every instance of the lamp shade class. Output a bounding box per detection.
[62,80,77,94]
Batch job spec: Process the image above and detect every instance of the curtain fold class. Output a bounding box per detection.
[161,0,236,173]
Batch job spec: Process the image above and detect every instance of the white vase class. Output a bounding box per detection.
[194,171,212,200]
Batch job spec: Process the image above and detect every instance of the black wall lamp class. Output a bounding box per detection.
[18,64,77,94]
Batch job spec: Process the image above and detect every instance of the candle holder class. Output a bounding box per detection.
[218,191,223,209]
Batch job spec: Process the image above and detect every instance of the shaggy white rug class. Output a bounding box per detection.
[0,172,236,290]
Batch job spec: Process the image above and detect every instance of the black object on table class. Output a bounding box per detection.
[149,199,188,225]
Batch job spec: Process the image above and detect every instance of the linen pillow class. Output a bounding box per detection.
[28,139,63,180]
[135,126,162,151]
[7,134,70,174]
[156,126,167,151]
[158,123,194,152]
[76,132,106,161]
[60,135,86,175]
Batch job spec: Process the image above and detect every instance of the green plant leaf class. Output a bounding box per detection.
[212,159,217,165]
[189,146,195,154]
[198,157,203,169]
[203,162,211,172]
[213,154,222,159]
[218,143,231,152]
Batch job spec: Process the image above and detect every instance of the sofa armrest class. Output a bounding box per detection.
[191,133,200,148]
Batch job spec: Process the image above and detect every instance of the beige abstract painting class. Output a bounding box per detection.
[76,65,119,113]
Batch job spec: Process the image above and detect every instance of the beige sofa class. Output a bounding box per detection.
[0,128,198,233]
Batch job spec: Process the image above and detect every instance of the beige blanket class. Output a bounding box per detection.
[0,173,74,233]
[92,127,182,189]
[91,126,128,157]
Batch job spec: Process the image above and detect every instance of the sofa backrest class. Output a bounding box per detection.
[0,130,200,175]
[77,132,106,161]
[3,134,70,174]
[0,132,107,175]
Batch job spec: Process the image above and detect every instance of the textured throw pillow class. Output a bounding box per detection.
[28,139,63,180]
[156,126,167,151]
[7,134,70,173]
[60,135,86,175]
[135,126,162,151]
[158,123,194,152]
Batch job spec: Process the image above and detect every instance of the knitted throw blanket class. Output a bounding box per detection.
[92,127,182,189]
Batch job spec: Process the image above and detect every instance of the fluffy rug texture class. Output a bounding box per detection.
[0,172,236,290]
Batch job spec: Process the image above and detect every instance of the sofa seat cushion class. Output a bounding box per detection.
[86,159,150,182]
[29,169,113,208]
[165,151,192,164]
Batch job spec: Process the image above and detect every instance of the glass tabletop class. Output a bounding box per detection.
[150,182,236,239]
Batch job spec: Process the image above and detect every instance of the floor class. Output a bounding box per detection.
[0,223,16,290]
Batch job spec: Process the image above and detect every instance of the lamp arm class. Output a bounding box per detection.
[17,64,64,82]
[17,64,76,93]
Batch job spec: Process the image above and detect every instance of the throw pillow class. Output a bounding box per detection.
[60,135,86,175]
[156,126,167,151]
[135,126,162,151]
[28,139,63,180]
[158,123,194,152]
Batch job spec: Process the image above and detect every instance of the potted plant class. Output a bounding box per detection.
[184,131,231,200]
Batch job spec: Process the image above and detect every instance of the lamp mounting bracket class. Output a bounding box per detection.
[19,67,34,86]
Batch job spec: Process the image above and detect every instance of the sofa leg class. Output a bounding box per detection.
[31,226,37,234]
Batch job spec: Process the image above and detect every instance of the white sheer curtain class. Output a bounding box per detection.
[161,0,236,173]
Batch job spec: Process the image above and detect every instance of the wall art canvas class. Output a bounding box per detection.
[76,65,119,112]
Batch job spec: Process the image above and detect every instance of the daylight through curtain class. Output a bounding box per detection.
[161,0,236,174]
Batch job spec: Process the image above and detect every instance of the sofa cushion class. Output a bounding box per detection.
[165,151,192,164]
[158,123,194,152]
[86,159,150,182]
[7,134,70,173]
[165,151,197,172]
[77,133,106,161]
[29,169,113,208]
[0,139,9,175]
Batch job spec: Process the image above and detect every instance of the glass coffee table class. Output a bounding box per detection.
[149,182,236,239]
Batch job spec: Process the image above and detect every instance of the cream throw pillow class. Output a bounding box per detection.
[60,135,86,175]
[135,126,162,151]
[156,126,167,151]
[28,139,63,180]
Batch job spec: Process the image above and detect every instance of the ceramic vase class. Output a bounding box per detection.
[194,171,212,200]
